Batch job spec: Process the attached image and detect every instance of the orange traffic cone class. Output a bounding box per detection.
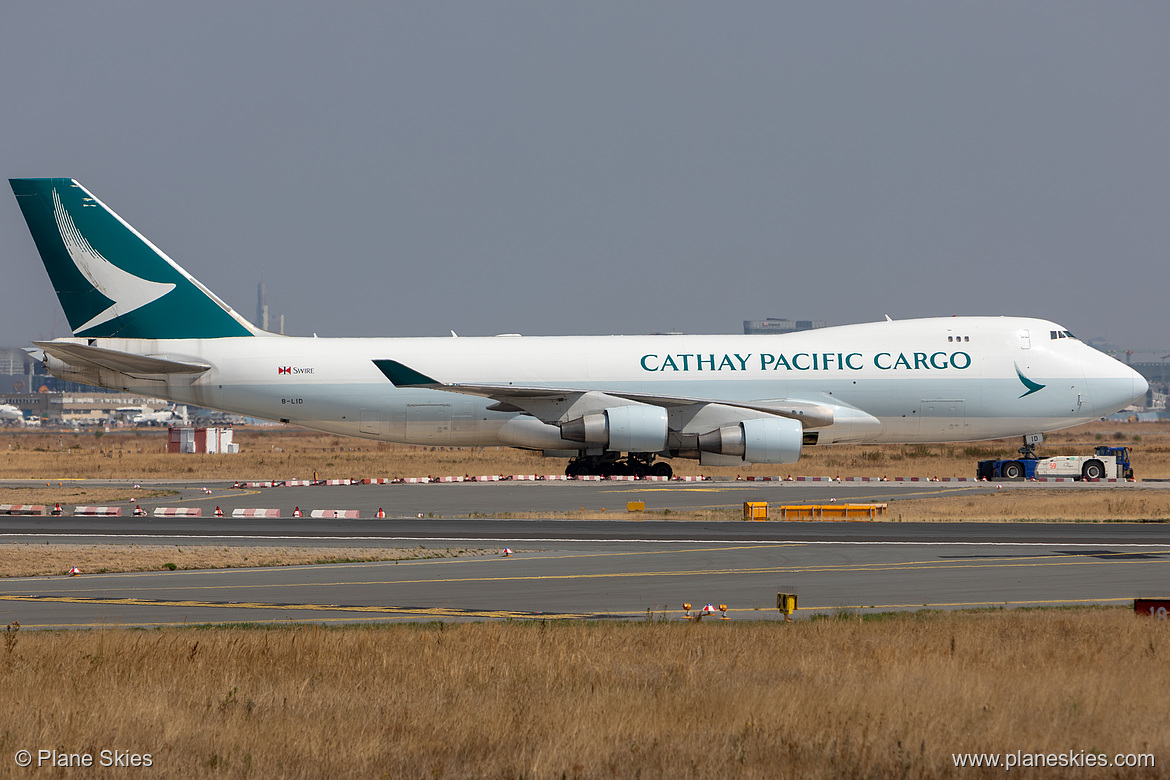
[293,506,302,518]
[376,508,385,518]
[214,506,224,517]
[133,505,145,516]
[52,503,62,516]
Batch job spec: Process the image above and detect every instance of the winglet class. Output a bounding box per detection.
[373,359,440,387]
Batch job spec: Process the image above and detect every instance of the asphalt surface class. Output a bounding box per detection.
[2,479,1168,627]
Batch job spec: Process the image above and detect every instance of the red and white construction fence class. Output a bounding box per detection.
[0,504,47,515]
[152,507,203,517]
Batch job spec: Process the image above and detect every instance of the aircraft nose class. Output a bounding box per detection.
[1131,367,1149,406]
[1082,350,1148,416]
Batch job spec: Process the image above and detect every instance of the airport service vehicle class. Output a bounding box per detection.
[977,443,1134,481]
[9,179,1149,477]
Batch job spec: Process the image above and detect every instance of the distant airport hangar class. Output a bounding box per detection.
[742,317,825,335]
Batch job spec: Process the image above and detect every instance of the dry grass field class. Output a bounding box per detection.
[890,488,1170,522]
[0,486,175,507]
[0,543,488,578]
[3,419,1168,482]
[1,609,1166,778]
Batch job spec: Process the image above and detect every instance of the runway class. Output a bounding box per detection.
[2,480,1168,628]
[5,474,1167,521]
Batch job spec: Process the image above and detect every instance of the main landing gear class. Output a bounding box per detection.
[565,453,673,479]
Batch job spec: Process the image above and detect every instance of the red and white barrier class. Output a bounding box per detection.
[0,504,47,515]
[310,509,360,519]
[232,508,281,518]
[74,506,123,516]
[152,507,203,517]
[232,472,1103,488]
[606,475,636,481]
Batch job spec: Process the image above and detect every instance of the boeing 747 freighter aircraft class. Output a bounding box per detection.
[10,179,1147,477]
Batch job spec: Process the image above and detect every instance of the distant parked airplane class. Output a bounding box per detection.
[132,404,188,426]
[10,179,1147,476]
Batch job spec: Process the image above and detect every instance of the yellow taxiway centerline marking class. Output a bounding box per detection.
[0,594,589,619]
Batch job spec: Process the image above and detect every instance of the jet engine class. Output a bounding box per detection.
[696,416,802,464]
[560,405,668,453]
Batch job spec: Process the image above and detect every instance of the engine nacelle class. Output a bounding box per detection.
[696,416,802,464]
[560,405,668,453]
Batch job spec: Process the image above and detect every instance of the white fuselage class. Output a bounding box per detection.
[53,316,1146,451]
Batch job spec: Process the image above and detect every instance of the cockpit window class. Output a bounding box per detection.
[1063,330,1076,339]
[1051,330,1077,340]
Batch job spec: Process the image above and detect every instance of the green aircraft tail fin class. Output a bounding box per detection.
[10,178,256,339]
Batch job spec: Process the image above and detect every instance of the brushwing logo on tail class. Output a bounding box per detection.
[52,188,175,333]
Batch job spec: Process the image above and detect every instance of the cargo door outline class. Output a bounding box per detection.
[919,399,965,438]
[406,402,452,442]
[359,409,383,436]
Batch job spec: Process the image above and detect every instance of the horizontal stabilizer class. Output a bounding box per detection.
[35,341,211,376]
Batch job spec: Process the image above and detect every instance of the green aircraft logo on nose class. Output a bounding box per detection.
[1015,364,1046,398]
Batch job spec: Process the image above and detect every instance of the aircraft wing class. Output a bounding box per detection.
[35,341,211,377]
[373,359,834,427]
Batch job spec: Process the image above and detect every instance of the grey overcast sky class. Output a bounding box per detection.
[1,3,1167,347]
